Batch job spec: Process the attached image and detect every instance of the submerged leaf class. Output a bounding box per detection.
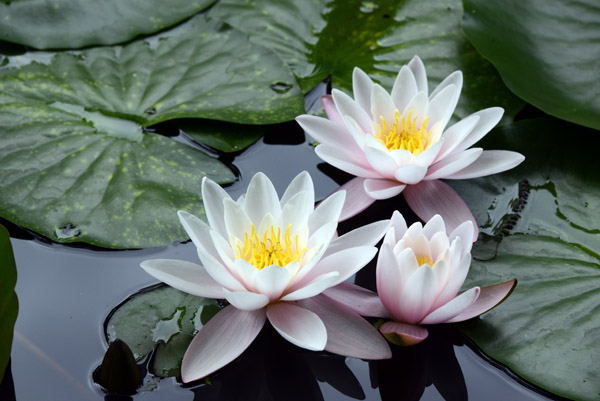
[451,118,600,400]
[106,285,220,378]
[0,15,304,248]
[210,0,523,121]
[0,0,216,49]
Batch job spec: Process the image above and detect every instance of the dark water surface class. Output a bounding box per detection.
[5,131,557,401]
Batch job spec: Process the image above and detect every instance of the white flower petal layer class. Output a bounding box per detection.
[267,302,327,351]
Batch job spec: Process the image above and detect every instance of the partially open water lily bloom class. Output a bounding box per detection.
[296,56,525,241]
[140,171,391,382]
[375,212,516,345]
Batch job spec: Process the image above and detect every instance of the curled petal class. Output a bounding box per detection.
[364,178,406,200]
[420,287,480,324]
[181,306,266,382]
[393,164,427,185]
[254,265,292,301]
[379,321,428,346]
[140,259,223,299]
[446,279,517,323]
[267,302,327,351]
[403,180,478,242]
[223,288,270,311]
[299,294,391,359]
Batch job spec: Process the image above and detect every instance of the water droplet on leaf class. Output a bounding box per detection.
[269,82,293,94]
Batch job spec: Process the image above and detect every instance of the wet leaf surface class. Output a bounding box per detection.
[0,225,18,382]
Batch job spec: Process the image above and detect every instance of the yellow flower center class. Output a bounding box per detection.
[375,109,431,154]
[416,254,434,267]
[235,223,308,270]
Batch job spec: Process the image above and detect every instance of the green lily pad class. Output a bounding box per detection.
[450,118,600,400]
[210,0,524,121]
[0,15,304,248]
[463,0,600,131]
[0,225,18,382]
[106,285,220,378]
[0,0,216,49]
[178,119,266,153]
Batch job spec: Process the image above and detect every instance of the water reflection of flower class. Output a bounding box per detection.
[371,325,468,401]
[188,323,366,401]
[140,172,391,382]
[296,56,524,240]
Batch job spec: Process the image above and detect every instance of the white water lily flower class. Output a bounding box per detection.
[140,171,391,382]
[376,212,516,345]
[296,56,525,241]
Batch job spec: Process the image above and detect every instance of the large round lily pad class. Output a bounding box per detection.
[462,0,600,130]
[0,0,215,49]
[210,0,524,121]
[0,15,304,249]
[451,118,600,400]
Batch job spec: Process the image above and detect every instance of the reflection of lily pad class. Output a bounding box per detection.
[451,119,600,400]
[0,0,216,49]
[210,0,524,121]
[0,224,18,382]
[106,285,220,378]
[463,0,600,130]
[0,15,304,248]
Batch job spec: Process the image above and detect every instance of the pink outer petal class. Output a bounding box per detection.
[336,177,377,222]
[420,287,480,324]
[299,294,391,359]
[332,89,373,132]
[364,178,406,200]
[403,180,478,242]
[446,279,517,323]
[181,306,266,382]
[267,302,327,351]
[444,150,525,180]
[376,243,404,318]
[322,95,344,125]
[315,144,381,178]
[140,259,223,299]
[379,321,428,346]
[322,281,391,318]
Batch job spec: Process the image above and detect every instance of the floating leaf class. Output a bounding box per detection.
[463,0,600,130]
[0,224,18,382]
[451,118,600,400]
[106,285,219,378]
[0,15,304,248]
[210,0,524,121]
[0,0,216,49]
[178,119,266,153]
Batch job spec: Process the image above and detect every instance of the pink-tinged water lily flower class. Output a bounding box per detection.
[373,212,516,345]
[140,171,392,382]
[296,56,525,241]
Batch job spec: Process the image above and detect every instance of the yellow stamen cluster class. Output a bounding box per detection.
[416,254,434,267]
[375,110,431,154]
[235,223,307,270]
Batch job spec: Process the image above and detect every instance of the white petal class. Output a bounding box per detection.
[364,178,406,199]
[267,302,327,351]
[435,114,480,161]
[435,251,471,307]
[413,140,444,167]
[201,178,231,238]
[244,172,281,224]
[426,147,483,180]
[322,94,344,125]
[429,231,450,260]
[315,144,381,178]
[371,84,397,124]
[233,258,258,292]
[396,265,437,323]
[181,306,266,382]
[177,211,221,261]
[140,259,223,299]
[279,190,313,236]
[223,198,252,242]
[364,142,399,178]
[421,287,480,324]
[452,107,504,153]
[322,282,390,318]
[446,280,516,323]
[254,265,293,300]
[324,219,390,257]
[393,164,427,184]
[336,177,377,222]
[404,221,423,240]
[449,221,475,253]
[332,89,373,132]
[280,171,314,210]
[298,295,391,359]
[209,230,235,267]
[428,82,460,131]
[197,247,247,292]
[391,65,419,114]
[376,242,404,318]
[301,246,377,287]
[401,91,429,124]
[389,210,408,238]
[408,55,428,93]
[296,115,361,153]
[223,288,270,311]
[390,148,414,166]
[281,271,339,301]
[308,190,345,234]
[444,150,525,180]
[421,214,446,239]
[353,67,374,112]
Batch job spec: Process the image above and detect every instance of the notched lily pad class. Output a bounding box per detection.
[451,118,600,400]
[0,15,304,248]
[0,0,217,49]
[106,285,220,378]
[210,0,524,121]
